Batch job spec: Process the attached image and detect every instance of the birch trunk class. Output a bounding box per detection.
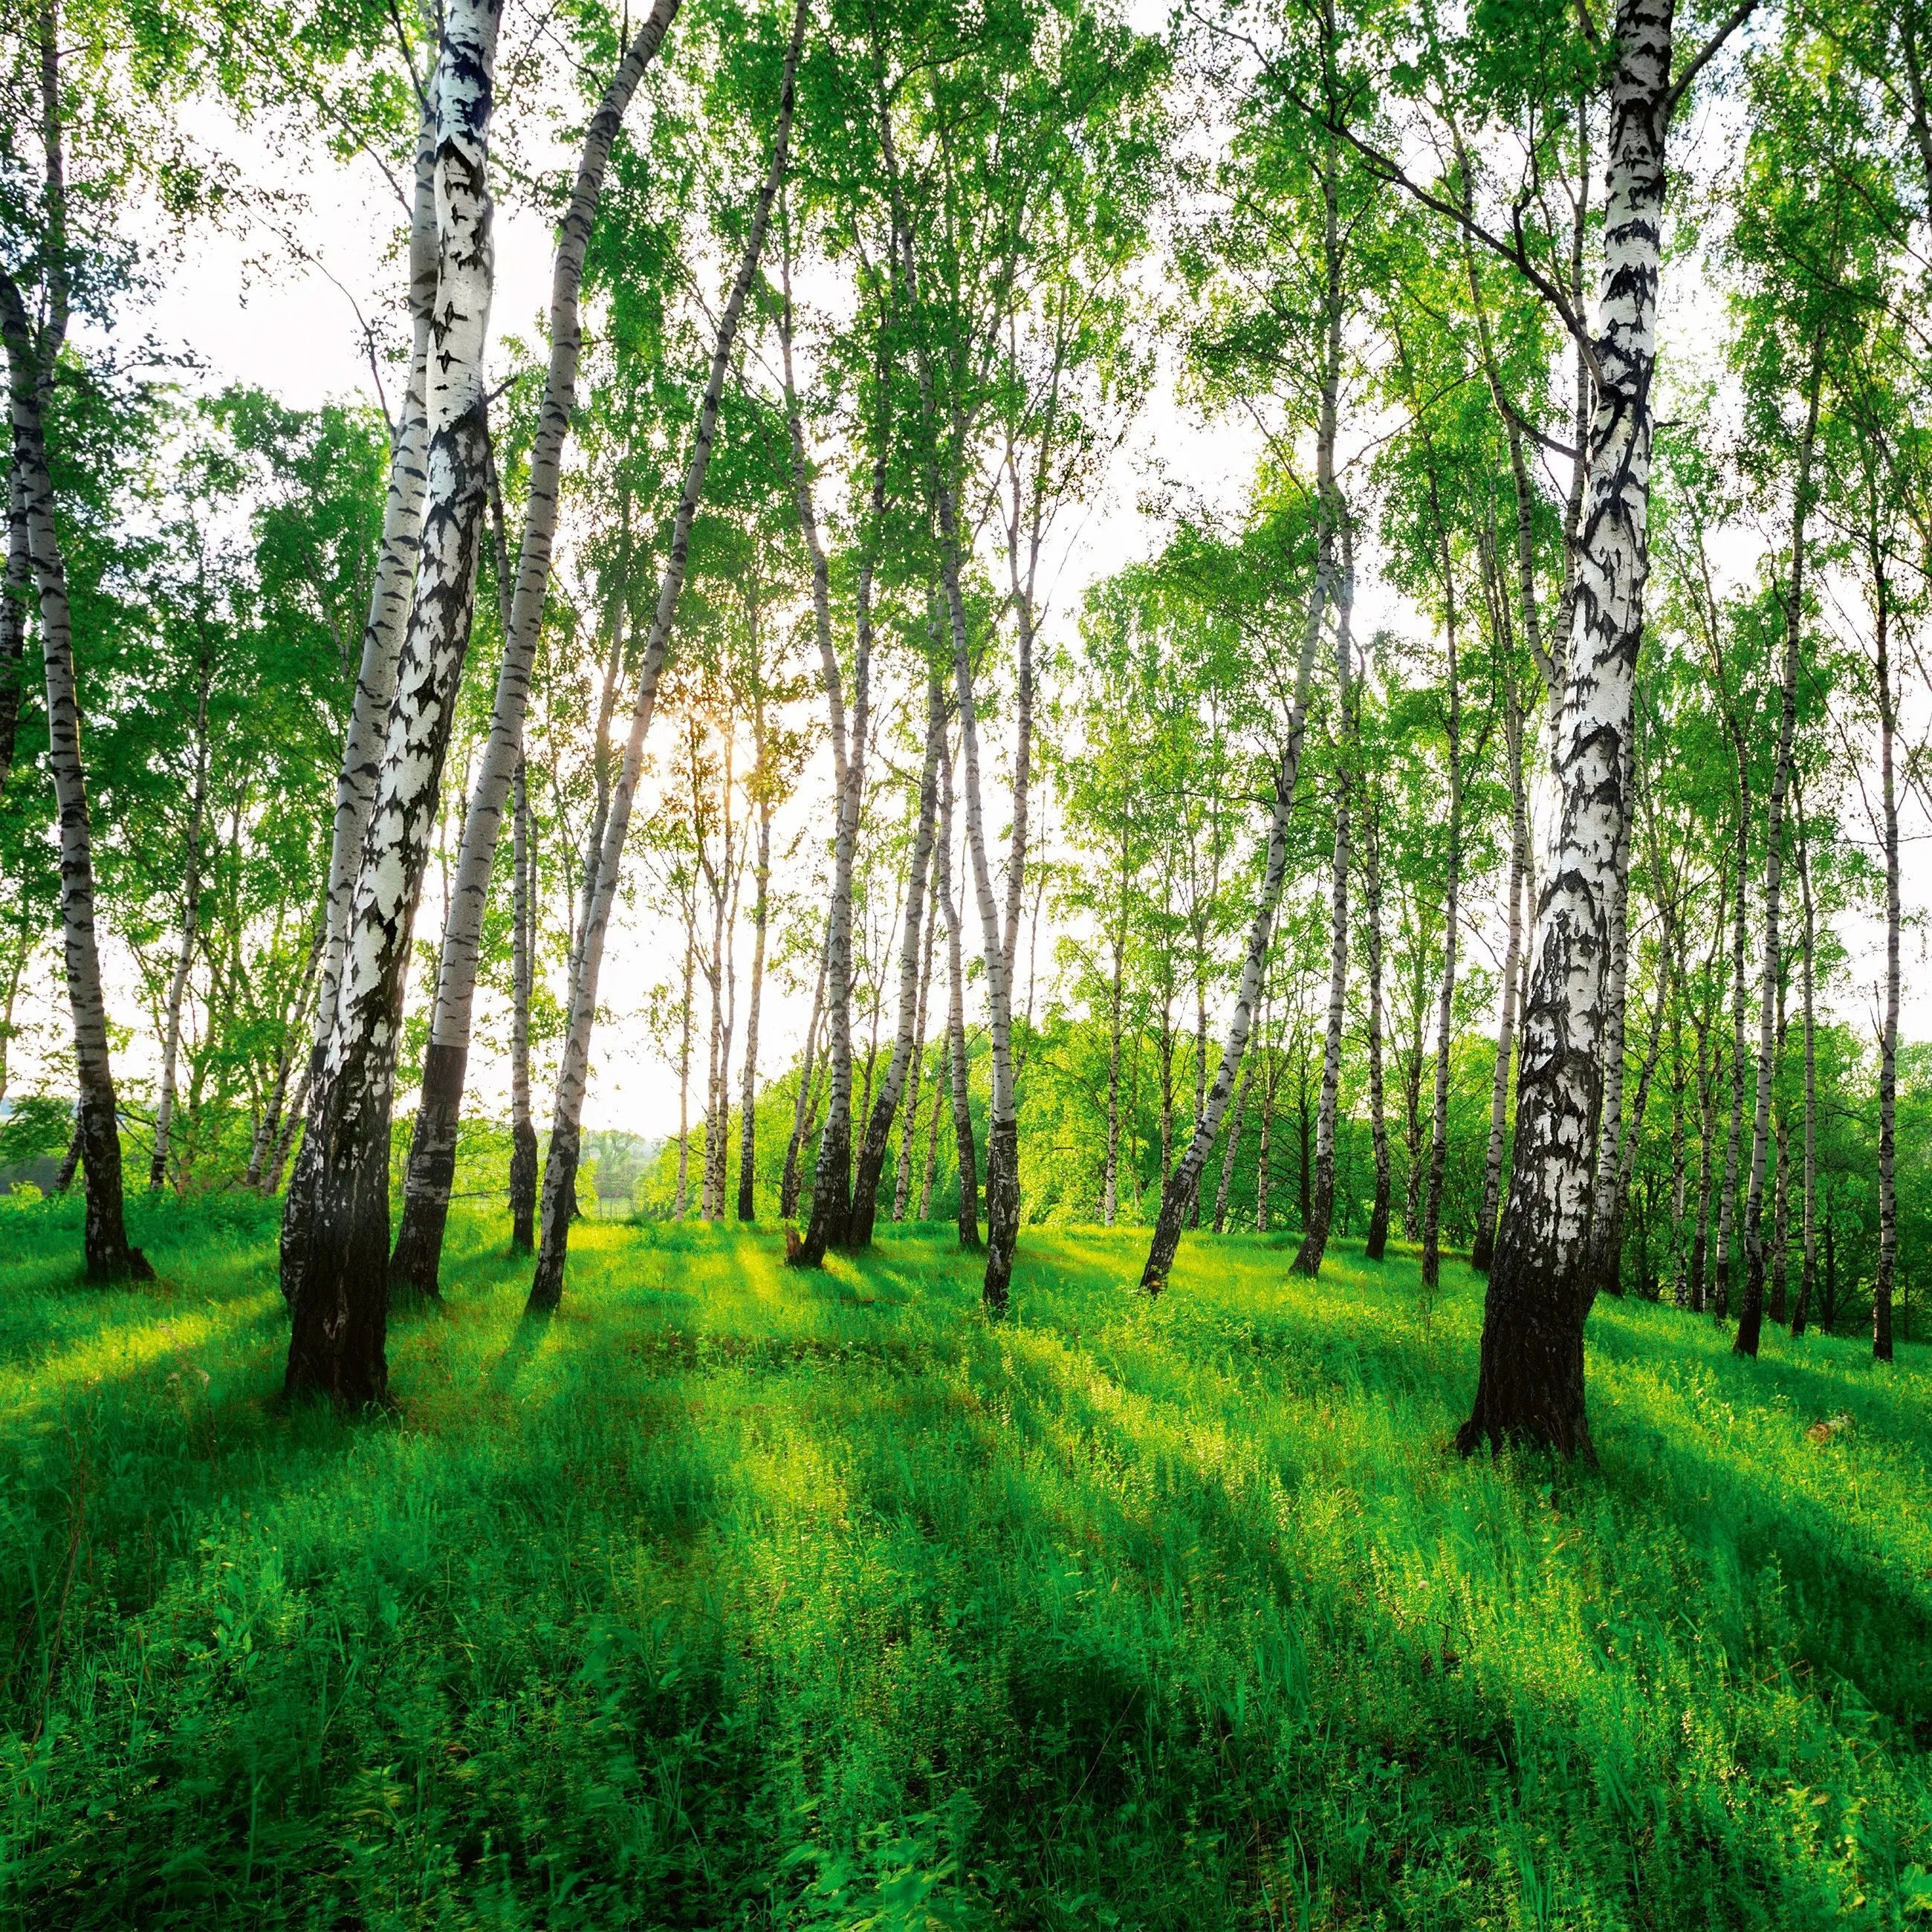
[1581,730,1638,1297]
[1102,927,1124,1225]
[1472,677,1529,1274]
[1734,332,1821,1358]
[782,234,878,1268]
[1714,774,1748,1320]
[920,1038,945,1219]
[1213,1056,1252,1235]
[895,882,936,1220]
[738,709,772,1222]
[1456,0,1675,1455]
[389,3,678,1292]
[1420,508,1463,1294]
[282,104,440,1292]
[247,924,322,1190]
[1291,531,1356,1277]
[849,673,943,1243]
[1363,787,1392,1260]
[151,649,213,1192]
[677,920,696,1216]
[1872,545,1899,1361]
[1,304,148,1280]
[0,461,27,786]
[1792,790,1820,1334]
[528,1,803,1310]
[285,0,502,1402]
[1140,141,1343,1291]
[939,542,1020,1305]
[779,919,826,1221]
[938,742,979,1249]
[508,759,537,1248]
[1667,972,1689,1306]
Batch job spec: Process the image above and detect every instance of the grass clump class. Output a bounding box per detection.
[2,1204,1930,1928]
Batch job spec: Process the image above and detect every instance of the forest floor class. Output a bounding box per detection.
[1,1199,1930,1931]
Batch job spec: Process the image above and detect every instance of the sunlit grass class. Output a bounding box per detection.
[1,1194,1928,1928]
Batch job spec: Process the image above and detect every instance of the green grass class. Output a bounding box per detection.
[3,1194,1931,1929]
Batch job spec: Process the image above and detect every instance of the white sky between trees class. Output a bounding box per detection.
[19,48,1928,1150]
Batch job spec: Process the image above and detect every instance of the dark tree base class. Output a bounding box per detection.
[793,1119,850,1269]
[1734,1248,1767,1357]
[285,1112,393,1410]
[390,1042,467,1300]
[1290,1168,1332,1278]
[982,1118,1019,1315]
[80,1095,153,1286]
[1469,1220,1494,1274]
[1455,1232,1594,1461]
[845,1094,901,1250]
[1364,1196,1390,1262]
[527,1121,580,1314]
[509,1118,537,1254]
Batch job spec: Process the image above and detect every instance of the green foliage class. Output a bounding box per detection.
[3,1208,1931,1926]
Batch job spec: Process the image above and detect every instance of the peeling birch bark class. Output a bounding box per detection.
[285,0,504,1403]
[1457,0,1677,1456]
[389,0,680,1295]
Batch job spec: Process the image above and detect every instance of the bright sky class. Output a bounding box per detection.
[31,64,1929,1147]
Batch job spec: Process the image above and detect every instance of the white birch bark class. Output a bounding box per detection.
[936,733,979,1248]
[282,102,438,1281]
[1734,334,1822,1357]
[1362,783,1392,1260]
[150,649,213,1192]
[528,2,804,1309]
[1291,531,1356,1277]
[1139,117,1345,1289]
[738,698,772,1222]
[779,915,828,1221]
[1458,0,1676,1455]
[849,670,944,1243]
[779,217,877,1265]
[390,1,680,1292]
[285,0,503,1402]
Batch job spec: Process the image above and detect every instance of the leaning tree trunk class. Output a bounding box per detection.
[1141,151,1342,1293]
[285,0,503,1403]
[1291,534,1356,1277]
[389,0,680,1296]
[282,108,439,1300]
[849,670,943,1245]
[1,282,149,1282]
[151,653,213,1192]
[1735,334,1821,1358]
[528,2,803,1312]
[1456,0,1674,1456]
[1213,1055,1253,1234]
[1363,787,1392,1260]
